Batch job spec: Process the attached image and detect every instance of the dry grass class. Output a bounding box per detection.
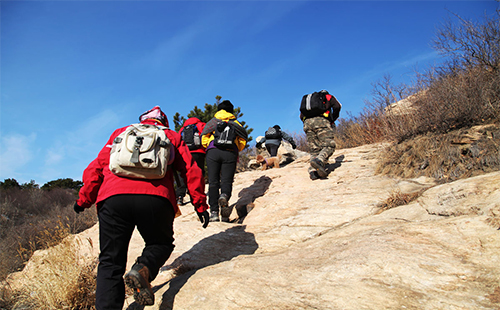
[3,237,97,310]
[335,11,499,152]
[0,188,97,282]
[376,190,422,214]
[376,124,500,182]
[1,11,498,310]
[486,204,500,230]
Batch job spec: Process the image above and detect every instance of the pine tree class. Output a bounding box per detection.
[173,96,253,144]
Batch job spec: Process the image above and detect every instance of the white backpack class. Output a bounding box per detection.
[109,123,173,179]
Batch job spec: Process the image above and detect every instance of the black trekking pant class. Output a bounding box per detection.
[95,194,175,310]
[265,144,279,157]
[206,148,237,212]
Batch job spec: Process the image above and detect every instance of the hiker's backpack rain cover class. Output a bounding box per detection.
[109,123,173,179]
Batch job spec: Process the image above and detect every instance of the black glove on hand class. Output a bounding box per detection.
[73,203,85,214]
[197,210,210,228]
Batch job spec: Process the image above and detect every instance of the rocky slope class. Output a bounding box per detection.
[42,143,500,309]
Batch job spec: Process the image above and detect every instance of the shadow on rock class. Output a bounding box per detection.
[158,225,258,309]
[279,156,295,168]
[232,176,272,223]
[326,155,344,175]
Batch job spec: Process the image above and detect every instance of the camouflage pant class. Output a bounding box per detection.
[303,117,336,171]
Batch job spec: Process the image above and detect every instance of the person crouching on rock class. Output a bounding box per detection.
[256,124,297,157]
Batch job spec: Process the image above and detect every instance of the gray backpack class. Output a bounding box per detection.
[265,127,281,139]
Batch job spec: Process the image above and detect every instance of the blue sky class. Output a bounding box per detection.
[1,0,498,186]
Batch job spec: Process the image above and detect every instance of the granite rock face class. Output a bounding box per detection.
[18,143,500,309]
[127,143,500,310]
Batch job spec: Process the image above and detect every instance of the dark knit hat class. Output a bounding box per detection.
[217,100,234,113]
[273,125,281,130]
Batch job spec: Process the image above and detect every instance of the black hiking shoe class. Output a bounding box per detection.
[310,158,327,178]
[219,194,231,219]
[209,210,220,222]
[309,170,320,180]
[177,196,184,206]
[124,263,154,306]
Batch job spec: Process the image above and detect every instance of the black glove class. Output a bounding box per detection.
[197,210,209,228]
[292,143,297,149]
[74,203,85,214]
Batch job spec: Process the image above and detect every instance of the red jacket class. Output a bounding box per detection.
[178,117,206,154]
[76,119,208,214]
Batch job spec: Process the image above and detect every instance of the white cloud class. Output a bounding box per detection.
[45,146,65,166]
[0,133,37,178]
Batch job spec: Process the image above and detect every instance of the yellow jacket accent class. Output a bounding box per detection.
[202,110,247,152]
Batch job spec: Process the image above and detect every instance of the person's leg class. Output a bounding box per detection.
[133,195,175,279]
[122,195,175,306]
[206,149,222,220]
[304,118,321,159]
[219,151,238,200]
[316,119,336,163]
[96,196,135,310]
[175,171,187,205]
[218,150,238,221]
[192,152,206,177]
[266,144,279,157]
[303,118,325,179]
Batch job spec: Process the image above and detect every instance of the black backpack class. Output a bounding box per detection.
[300,92,328,118]
[265,127,281,139]
[213,121,236,149]
[181,124,202,150]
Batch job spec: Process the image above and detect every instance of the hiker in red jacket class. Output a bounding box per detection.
[176,117,206,205]
[74,106,209,310]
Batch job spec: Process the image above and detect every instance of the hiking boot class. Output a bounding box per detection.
[209,210,220,222]
[124,263,154,306]
[177,196,184,206]
[309,170,319,180]
[310,158,327,178]
[219,194,231,219]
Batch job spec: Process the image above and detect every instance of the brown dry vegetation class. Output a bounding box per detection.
[376,190,423,214]
[0,188,97,279]
[377,124,500,182]
[0,187,97,309]
[335,10,500,182]
[1,9,499,310]
[4,238,97,310]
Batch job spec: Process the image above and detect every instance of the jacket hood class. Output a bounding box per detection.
[214,110,236,121]
[184,117,201,126]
